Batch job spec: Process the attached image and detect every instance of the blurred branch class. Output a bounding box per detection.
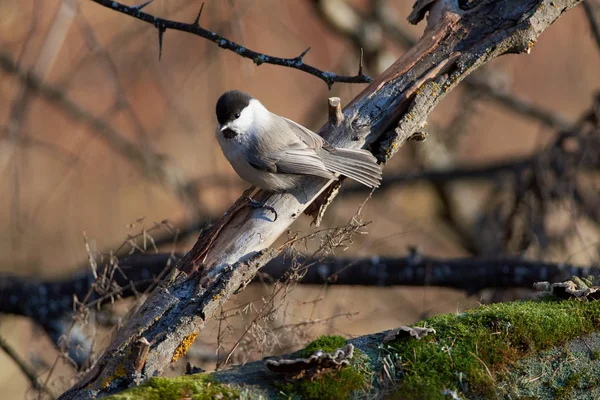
[2,250,597,370]
[89,0,372,89]
[583,0,600,50]
[345,100,600,196]
[0,335,57,399]
[463,76,572,130]
[1,252,594,319]
[58,1,581,398]
[0,51,197,208]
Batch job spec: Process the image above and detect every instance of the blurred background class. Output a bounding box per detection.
[1,0,600,398]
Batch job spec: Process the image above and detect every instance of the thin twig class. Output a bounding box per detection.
[89,0,372,89]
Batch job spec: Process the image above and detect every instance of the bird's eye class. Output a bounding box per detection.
[235,113,241,119]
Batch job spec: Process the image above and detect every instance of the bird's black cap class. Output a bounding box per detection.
[216,90,253,125]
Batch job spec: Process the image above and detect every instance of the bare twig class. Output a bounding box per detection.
[89,0,372,89]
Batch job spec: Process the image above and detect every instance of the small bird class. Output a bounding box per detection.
[215,90,382,192]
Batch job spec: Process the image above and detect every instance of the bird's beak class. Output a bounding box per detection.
[220,124,229,132]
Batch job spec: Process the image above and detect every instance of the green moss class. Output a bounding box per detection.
[278,336,372,400]
[554,373,582,399]
[299,335,347,358]
[386,299,600,400]
[104,374,239,400]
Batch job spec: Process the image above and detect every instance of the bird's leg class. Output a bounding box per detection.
[244,189,277,221]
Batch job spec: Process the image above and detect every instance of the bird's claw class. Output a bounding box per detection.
[246,196,278,221]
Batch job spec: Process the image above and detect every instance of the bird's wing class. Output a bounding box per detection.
[281,117,382,188]
[268,148,337,179]
[246,146,336,179]
[281,117,336,152]
[244,118,336,180]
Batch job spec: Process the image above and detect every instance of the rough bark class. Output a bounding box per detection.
[58,0,581,398]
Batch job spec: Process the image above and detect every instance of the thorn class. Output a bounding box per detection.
[133,0,154,11]
[358,48,364,76]
[297,47,311,61]
[193,2,205,26]
[157,26,166,60]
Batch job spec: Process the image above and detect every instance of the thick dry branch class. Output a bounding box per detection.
[89,0,372,88]
[0,51,195,207]
[316,0,573,131]
[58,1,581,398]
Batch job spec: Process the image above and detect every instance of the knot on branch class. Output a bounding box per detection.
[265,343,354,378]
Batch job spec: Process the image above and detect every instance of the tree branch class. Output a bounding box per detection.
[89,0,372,89]
[2,252,595,329]
[369,0,573,131]
[58,1,582,398]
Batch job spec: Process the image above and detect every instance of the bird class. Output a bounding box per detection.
[214,90,382,192]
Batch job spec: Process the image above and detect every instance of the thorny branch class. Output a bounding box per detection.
[89,0,372,89]
[58,1,582,398]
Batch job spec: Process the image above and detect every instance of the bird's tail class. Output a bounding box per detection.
[321,148,382,188]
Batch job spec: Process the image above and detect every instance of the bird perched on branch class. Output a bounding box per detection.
[215,90,382,191]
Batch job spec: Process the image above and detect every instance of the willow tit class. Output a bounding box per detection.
[215,90,382,192]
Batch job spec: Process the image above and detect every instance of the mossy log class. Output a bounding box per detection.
[106,298,600,400]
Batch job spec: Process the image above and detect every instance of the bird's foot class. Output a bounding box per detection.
[246,196,278,221]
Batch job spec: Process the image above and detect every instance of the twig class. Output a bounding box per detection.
[89,0,372,89]
[0,335,57,399]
